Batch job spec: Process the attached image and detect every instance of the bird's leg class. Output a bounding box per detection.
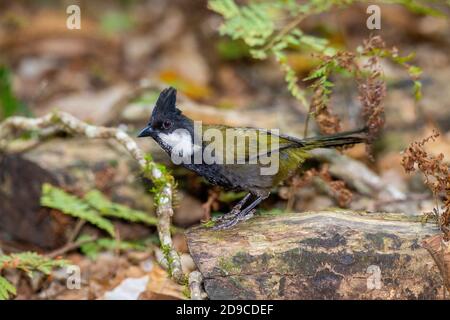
[213,196,265,230]
[213,193,252,223]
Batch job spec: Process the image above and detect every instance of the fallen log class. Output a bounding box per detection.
[186,210,447,299]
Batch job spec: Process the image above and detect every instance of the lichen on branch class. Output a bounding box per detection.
[0,110,186,284]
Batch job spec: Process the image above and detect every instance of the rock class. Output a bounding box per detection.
[173,191,204,227]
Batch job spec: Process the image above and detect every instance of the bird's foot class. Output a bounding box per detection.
[212,203,245,224]
[212,210,238,224]
[212,209,255,230]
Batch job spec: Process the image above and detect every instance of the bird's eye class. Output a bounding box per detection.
[162,120,172,130]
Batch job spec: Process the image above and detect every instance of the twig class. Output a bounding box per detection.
[67,220,86,244]
[46,236,96,259]
[0,110,185,284]
[261,15,305,52]
[311,149,406,201]
[189,271,206,300]
[303,110,313,138]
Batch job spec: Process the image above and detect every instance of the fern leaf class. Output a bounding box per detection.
[208,0,239,19]
[0,252,68,277]
[78,235,147,259]
[0,252,68,299]
[209,0,275,47]
[0,276,16,300]
[83,190,158,226]
[40,184,115,237]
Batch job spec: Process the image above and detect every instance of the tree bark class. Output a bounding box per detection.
[186,210,447,299]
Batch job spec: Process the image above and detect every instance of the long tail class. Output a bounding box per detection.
[301,127,368,149]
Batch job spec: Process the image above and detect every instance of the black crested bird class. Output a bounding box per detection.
[138,87,367,229]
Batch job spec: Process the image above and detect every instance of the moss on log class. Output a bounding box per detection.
[186,210,447,299]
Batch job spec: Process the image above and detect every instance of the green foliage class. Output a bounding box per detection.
[201,219,216,228]
[77,235,147,259]
[40,184,175,259]
[84,190,159,226]
[160,244,175,277]
[41,184,169,237]
[0,276,16,300]
[218,190,248,203]
[383,0,446,16]
[358,44,424,100]
[142,153,176,207]
[208,0,446,109]
[0,66,30,119]
[209,0,275,47]
[0,252,68,276]
[259,208,285,216]
[209,0,335,108]
[100,11,134,34]
[133,90,161,106]
[216,39,251,60]
[41,184,116,237]
[0,252,68,300]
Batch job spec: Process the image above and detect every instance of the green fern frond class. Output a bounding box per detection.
[0,252,68,277]
[0,276,16,300]
[0,252,68,300]
[209,0,275,47]
[41,184,116,237]
[84,190,158,226]
[382,0,445,16]
[77,235,147,259]
[208,0,446,110]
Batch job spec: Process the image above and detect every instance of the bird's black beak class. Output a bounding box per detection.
[137,125,154,138]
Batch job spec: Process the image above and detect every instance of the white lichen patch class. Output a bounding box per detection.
[126,140,137,150]
[85,125,98,138]
[152,167,162,179]
[115,130,128,141]
[159,196,170,204]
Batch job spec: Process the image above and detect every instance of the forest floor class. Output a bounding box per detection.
[0,1,449,299]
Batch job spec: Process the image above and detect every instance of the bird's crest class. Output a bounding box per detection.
[151,87,181,118]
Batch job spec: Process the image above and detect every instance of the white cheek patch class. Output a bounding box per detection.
[158,129,200,158]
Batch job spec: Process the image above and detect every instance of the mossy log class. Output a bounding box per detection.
[0,138,153,249]
[186,210,447,300]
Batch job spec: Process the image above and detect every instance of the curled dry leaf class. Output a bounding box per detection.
[358,36,387,153]
[402,130,450,240]
[287,165,352,209]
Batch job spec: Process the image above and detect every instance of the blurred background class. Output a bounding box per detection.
[0,0,449,299]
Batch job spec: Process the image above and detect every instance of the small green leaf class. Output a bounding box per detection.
[0,66,30,119]
[41,184,116,237]
[0,276,16,300]
[408,66,423,78]
[78,235,147,259]
[413,80,422,101]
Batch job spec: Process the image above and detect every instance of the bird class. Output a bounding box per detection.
[138,87,367,229]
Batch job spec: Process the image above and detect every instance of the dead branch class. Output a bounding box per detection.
[188,270,207,300]
[0,111,185,283]
[311,149,406,201]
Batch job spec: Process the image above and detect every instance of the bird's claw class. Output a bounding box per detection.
[212,205,242,223]
[212,209,256,230]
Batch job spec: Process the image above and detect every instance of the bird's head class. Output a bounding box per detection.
[137,87,191,138]
[137,87,195,155]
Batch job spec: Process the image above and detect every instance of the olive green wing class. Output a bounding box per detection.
[200,124,300,164]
